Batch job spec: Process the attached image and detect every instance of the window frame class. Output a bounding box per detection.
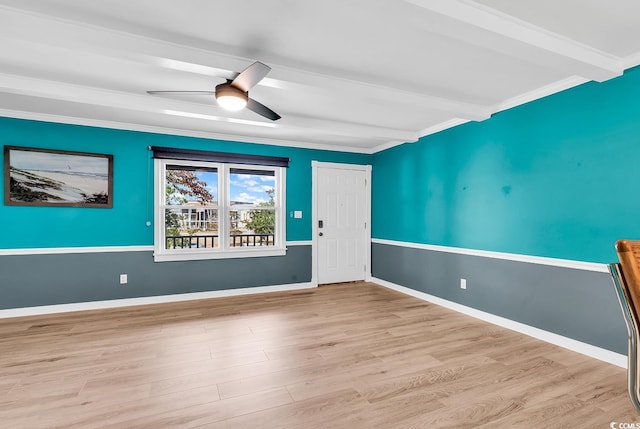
[153,158,286,262]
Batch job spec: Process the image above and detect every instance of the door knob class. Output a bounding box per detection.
[319,232,324,236]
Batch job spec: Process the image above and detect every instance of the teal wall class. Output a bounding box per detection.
[0,117,370,249]
[373,66,640,264]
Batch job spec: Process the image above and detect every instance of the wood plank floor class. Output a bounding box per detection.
[1,282,639,428]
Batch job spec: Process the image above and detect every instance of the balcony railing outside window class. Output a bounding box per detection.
[166,234,275,249]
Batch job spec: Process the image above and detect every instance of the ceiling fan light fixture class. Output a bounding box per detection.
[149,62,280,120]
[215,83,248,111]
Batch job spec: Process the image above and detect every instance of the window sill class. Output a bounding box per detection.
[153,247,287,262]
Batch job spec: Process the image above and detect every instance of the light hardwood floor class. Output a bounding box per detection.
[1,282,639,428]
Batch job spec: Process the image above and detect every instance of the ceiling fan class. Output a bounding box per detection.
[147,61,281,121]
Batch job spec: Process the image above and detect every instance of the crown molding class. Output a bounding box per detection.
[495,75,589,113]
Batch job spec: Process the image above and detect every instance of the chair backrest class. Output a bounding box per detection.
[616,240,640,320]
[612,239,640,413]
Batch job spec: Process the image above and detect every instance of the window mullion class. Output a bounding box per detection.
[219,164,229,252]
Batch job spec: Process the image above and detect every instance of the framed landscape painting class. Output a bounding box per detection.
[4,146,113,208]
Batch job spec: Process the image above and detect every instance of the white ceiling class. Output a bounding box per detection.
[0,0,638,154]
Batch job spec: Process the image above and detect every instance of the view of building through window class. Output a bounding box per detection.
[163,164,276,250]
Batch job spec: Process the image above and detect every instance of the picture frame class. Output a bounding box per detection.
[4,145,113,208]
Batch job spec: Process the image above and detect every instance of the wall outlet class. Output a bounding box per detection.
[120,274,128,284]
[460,278,467,289]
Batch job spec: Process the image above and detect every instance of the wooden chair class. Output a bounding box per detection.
[610,239,640,412]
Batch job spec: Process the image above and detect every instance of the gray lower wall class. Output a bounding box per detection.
[372,242,627,355]
[0,245,311,309]
[1,241,626,356]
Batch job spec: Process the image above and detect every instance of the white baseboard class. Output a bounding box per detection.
[0,282,317,319]
[371,277,627,368]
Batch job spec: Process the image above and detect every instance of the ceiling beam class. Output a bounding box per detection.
[404,0,623,82]
[0,6,492,121]
[279,115,419,143]
[0,72,418,143]
[263,67,492,122]
[0,108,381,154]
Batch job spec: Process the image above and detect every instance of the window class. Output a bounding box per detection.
[153,148,287,262]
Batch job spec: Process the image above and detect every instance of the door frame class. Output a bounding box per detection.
[311,161,372,286]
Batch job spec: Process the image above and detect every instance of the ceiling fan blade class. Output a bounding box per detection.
[247,98,281,121]
[231,61,271,92]
[147,90,215,95]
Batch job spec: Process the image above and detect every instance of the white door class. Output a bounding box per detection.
[314,163,370,284]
